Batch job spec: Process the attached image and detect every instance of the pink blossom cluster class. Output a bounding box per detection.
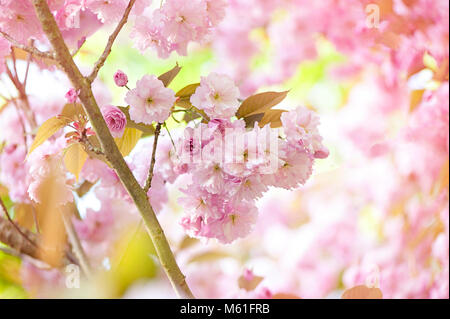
[131,0,227,58]
[0,0,448,300]
[169,75,328,243]
[0,0,154,58]
[211,0,449,95]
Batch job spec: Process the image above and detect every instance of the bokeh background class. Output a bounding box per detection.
[0,0,448,298]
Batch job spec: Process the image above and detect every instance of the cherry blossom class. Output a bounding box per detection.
[125,74,176,124]
[101,105,127,138]
[190,73,240,119]
[113,69,128,87]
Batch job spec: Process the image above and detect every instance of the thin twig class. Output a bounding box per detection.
[164,122,177,153]
[0,197,37,249]
[144,122,162,193]
[11,99,29,153]
[0,215,77,268]
[11,48,19,84]
[87,0,136,83]
[0,246,21,258]
[61,205,92,278]
[0,246,62,271]
[4,62,38,131]
[0,30,55,60]
[23,39,34,88]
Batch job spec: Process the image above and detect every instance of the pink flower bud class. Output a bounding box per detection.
[114,70,128,87]
[65,88,79,103]
[101,105,127,138]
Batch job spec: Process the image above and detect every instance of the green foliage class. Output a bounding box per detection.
[285,38,345,103]
[0,249,27,299]
[109,227,158,296]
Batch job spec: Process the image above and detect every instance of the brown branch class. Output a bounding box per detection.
[32,0,194,298]
[87,0,136,83]
[4,61,38,131]
[0,246,21,258]
[23,39,34,88]
[0,216,37,259]
[0,215,76,268]
[0,30,55,61]
[0,197,36,249]
[144,122,162,193]
[80,135,105,156]
[61,204,92,277]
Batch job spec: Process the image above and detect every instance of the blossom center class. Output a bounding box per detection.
[176,15,186,23]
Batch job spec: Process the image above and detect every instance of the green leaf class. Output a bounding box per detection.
[28,116,71,156]
[114,127,143,156]
[111,228,157,296]
[64,143,88,181]
[158,63,181,87]
[236,91,289,118]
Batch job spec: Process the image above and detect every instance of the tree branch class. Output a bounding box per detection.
[1,197,36,249]
[0,215,76,268]
[87,0,136,83]
[144,122,162,193]
[32,0,194,298]
[0,30,56,61]
[61,203,92,278]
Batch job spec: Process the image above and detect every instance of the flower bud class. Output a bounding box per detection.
[114,69,128,87]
